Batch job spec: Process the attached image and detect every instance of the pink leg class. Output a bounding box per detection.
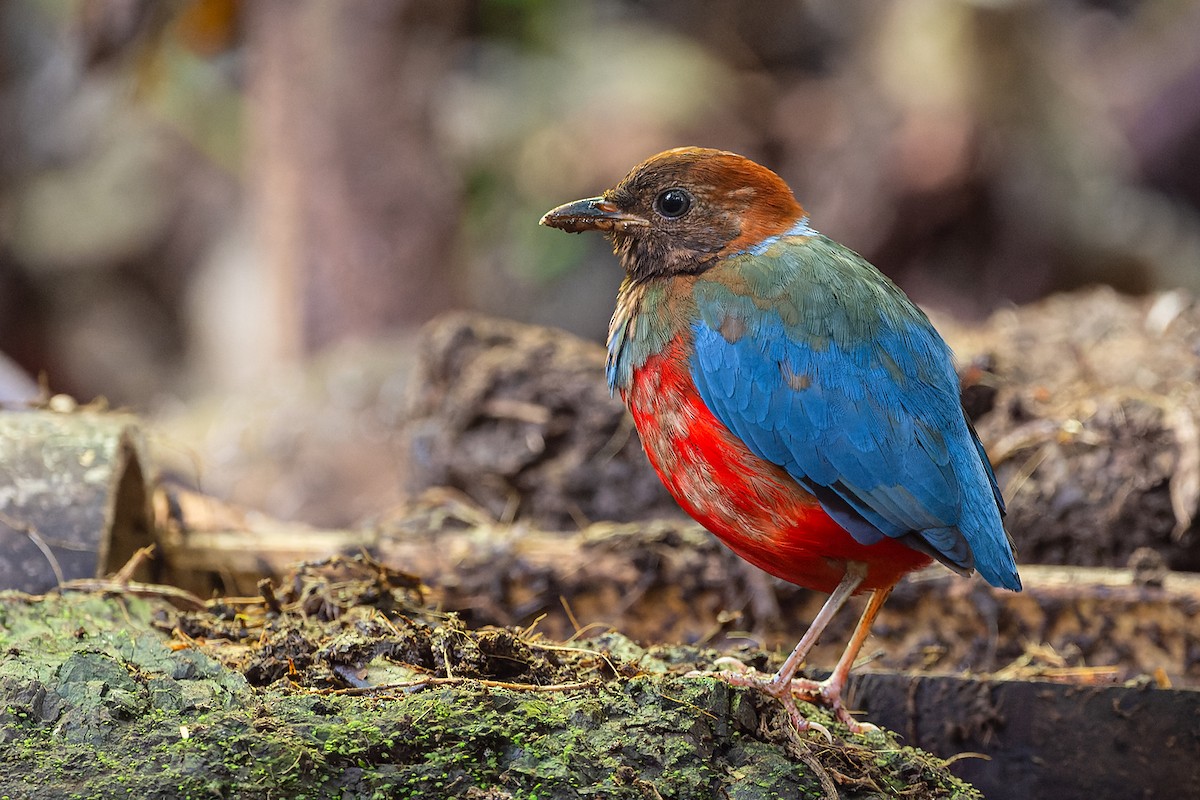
[764,562,867,690]
[689,563,869,739]
[814,582,894,732]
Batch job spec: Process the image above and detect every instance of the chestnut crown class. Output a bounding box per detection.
[541,147,807,281]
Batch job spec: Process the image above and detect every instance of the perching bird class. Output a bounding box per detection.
[540,147,1020,736]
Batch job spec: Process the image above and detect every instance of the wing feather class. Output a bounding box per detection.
[689,240,1020,590]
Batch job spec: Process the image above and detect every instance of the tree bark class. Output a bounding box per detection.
[0,408,154,593]
[245,0,466,359]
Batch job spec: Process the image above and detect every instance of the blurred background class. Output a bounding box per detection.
[2,0,1199,521]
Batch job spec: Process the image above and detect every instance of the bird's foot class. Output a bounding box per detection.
[688,657,877,739]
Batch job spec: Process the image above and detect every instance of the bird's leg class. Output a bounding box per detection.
[809,582,894,733]
[689,563,867,739]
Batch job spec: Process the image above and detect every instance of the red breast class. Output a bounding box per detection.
[624,333,932,594]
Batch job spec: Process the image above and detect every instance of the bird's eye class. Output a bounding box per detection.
[654,188,692,219]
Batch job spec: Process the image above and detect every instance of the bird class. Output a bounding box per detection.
[540,147,1021,737]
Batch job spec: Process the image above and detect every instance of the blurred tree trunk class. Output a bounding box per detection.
[245,0,465,359]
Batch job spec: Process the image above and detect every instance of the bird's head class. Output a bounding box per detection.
[540,147,807,282]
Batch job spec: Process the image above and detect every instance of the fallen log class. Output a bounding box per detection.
[0,559,981,800]
[0,406,155,593]
[847,671,1200,800]
[154,490,1200,689]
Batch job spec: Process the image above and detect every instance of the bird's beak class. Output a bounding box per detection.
[539,196,648,234]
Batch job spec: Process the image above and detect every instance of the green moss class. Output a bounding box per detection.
[0,586,982,800]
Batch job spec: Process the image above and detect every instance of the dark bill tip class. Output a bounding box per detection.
[539,196,647,233]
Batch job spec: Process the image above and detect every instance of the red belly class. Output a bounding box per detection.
[624,337,931,594]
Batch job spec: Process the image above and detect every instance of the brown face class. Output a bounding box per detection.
[541,147,804,282]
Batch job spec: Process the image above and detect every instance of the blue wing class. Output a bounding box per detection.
[689,240,1020,591]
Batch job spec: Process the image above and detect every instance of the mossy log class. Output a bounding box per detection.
[0,559,980,800]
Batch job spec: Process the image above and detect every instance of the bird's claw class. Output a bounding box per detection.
[686,664,874,737]
[779,691,833,743]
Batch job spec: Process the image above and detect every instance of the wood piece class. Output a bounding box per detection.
[372,514,1200,687]
[0,409,154,592]
[147,491,1200,687]
[847,671,1200,800]
[154,486,375,597]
